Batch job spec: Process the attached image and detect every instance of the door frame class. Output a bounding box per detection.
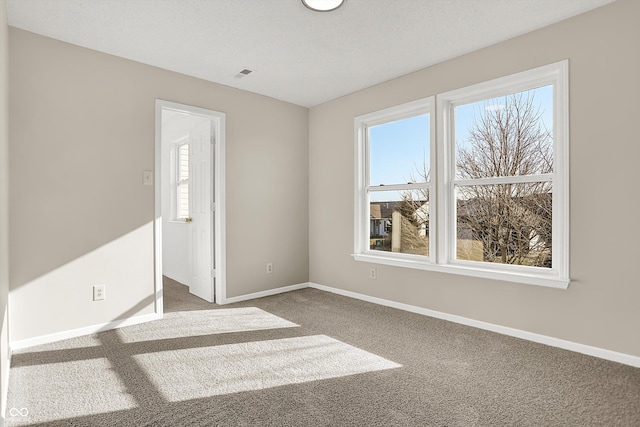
[154,99,227,314]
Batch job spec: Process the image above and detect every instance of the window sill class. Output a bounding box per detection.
[352,253,569,289]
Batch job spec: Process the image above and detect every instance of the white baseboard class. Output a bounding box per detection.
[6,281,302,351]
[308,282,640,368]
[10,312,162,351]
[8,281,639,368]
[221,282,309,304]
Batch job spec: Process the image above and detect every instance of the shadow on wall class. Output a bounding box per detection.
[8,221,157,342]
[9,29,157,294]
[9,184,155,291]
[9,217,156,288]
[8,26,159,341]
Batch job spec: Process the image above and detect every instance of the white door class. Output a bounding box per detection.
[188,120,214,302]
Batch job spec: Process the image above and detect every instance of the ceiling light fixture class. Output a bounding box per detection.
[301,0,345,12]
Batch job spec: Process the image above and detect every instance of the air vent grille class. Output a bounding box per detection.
[234,68,254,79]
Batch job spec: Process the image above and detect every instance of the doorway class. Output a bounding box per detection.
[154,100,226,312]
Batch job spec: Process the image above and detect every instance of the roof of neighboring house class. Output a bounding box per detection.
[456,193,552,219]
[370,201,428,220]
[370,204,382,219]
[378,201,403,219]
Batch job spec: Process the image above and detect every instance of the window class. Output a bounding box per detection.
[175,140,190,221]
[355,98,435,262]
[354,61,569,288]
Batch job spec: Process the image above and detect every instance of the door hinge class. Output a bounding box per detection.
[211,202,216,212]
[211,269,216,278]
[210,135,216,145]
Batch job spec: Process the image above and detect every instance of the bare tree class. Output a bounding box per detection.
[457,91,553,266]
[391,154,431,255]
[395,91,553,266]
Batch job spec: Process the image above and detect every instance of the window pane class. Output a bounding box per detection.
[178,144,190,181]
[369,114,430,186]
[456,182,552,268]
[455,86,553,179]
[177,183,189,219]
[369,190,430,256]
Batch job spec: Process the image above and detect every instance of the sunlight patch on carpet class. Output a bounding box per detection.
[134,335,401,401]
[118,307,299,343]
[6,358,137,425]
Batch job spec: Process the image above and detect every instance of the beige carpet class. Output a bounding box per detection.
[6,277,640,426]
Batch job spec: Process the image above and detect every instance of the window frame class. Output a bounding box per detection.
[354,97,436,264]
[354,61,569,289]
[175,138,190,221]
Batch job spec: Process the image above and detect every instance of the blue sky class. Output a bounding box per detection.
[455,85,553,150]
[368,85,553,203]
[369,114,429,202]
[369,114,430,185]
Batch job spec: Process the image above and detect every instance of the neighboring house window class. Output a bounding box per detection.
[176,141,190,221]
[354,61,569,288]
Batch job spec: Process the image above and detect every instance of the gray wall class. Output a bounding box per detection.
[9,28,309,342]
[309,0,640,357]
[1,0,10,418]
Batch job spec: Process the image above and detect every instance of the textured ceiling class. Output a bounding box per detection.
[7,0,615,107]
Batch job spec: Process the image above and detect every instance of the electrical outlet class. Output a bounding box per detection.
[370,268,377,280]
[266,263,273,274]
[93,284,105,301]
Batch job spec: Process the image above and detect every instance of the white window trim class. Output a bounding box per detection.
[353,60,569,289]
[354,96,436,261]
[174,137,190,222]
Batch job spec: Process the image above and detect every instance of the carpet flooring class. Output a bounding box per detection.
[5,277,640,426]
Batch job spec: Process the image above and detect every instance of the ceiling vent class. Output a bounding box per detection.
[234,68,254,79]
